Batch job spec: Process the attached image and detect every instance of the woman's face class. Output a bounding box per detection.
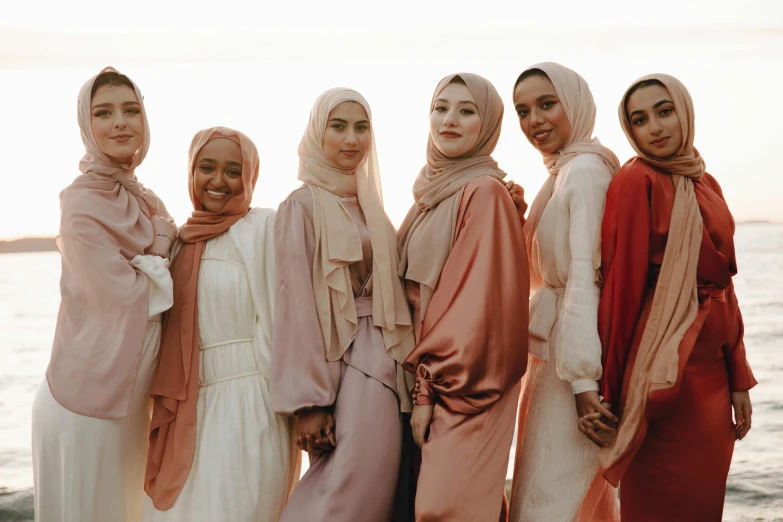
[625,84,684,159]
[322,101,372,170]
[90,84,144,164]
[513,74,571,155]
[429,81,482,158]
[192,138,245,213]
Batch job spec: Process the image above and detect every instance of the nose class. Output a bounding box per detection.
[344,128,358,147]
[443,107,460,127]
[530,107,545,127]
[209,169,225,187]
[112,111,128,129]
[649,117,663,136]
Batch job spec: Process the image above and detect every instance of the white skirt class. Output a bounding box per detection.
[31,318,162,522]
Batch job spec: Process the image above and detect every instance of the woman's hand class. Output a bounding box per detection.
[410,404,434,448]
[731,391,753,440]
[505,180,528,224]
[575,390,617,447]
[295,407,337,455]
[148,215,177,259]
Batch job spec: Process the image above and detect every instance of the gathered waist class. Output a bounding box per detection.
[647,265,727,300]
[354,296,373,318]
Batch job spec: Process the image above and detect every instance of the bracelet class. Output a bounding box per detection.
[148,251,168,258]
[154,233,173,242]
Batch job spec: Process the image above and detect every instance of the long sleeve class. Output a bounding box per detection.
[270,195,340,416]
[723,282,757,392]
[598,166,652,409]
[555,159,610,394]
[404,177,529,415]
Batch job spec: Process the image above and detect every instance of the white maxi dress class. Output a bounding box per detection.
[142,208,300,522]
[32,254,173,522]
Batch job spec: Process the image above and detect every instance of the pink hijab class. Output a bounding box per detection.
[47,66,171,419]
[146,127,259,509]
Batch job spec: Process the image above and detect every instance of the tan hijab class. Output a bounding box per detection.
[600,74,705,471]
[146,127,259,509]
[298,88,414,365]
[48,66,171,418]
[397,73,506,315]
[518,62,620,289]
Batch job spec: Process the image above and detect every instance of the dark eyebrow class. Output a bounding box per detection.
[328,118,347,124]
[630,99,673,119]
[355,120,370,126]
[435,98,479,110]
[536,93,557,103]
[226,160,242,168]
[91,101,140,109]
[199,158,217,164]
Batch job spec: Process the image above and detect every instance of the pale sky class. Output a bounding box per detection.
[0,0,781,240]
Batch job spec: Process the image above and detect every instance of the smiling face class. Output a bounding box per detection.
[429,81,482,158]
[321,101,372,170]
[192,137,245,213]
[90,84,144,164]
[513,73,572,155]
[625,83,684,159]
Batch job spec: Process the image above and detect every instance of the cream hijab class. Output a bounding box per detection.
[518,62,620,289]
[601,74,705,472]
[298,88,414,364]
[397,73,506,316]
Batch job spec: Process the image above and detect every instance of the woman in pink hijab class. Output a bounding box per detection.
[507,62,621,522]
[31,67,176,522]
[143,127,299,522]
[398,73,529,521]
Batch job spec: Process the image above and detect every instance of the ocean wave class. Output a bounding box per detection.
[0,488,33,522]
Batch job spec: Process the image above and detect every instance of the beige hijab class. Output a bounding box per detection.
[48,66,171,418]
[518,62,620,289]
[397,73,506,315]
[298,88,414,364]
[601,74,705,471]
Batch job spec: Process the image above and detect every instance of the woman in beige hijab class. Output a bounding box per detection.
[271,88,415,522]
[398,73,529,521]
[593,74,756,522]
[508,62,621,522]
[31,67,176,522]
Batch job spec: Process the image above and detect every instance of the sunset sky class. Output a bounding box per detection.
[1,0,781,240]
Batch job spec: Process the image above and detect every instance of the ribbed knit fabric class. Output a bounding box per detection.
[510,153,619,522]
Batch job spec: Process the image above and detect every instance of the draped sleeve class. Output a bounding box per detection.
[598,161,652,409]
[270,190,341,416]
[556,156,611,394]
[403,177,529,415]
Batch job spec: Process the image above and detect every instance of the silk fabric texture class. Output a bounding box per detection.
[297,88,414,365]
[519,62,620,290]
[397,72,507,316]
[145,127,259,509]
[49,66,171,418]
[600,74,706,472]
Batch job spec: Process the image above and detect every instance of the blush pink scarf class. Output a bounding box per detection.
[47,66,171,419]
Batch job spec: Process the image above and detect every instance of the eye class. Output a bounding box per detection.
[516,108,529,118]
[434,106,447,113]
[356,124,369,132]
[93,110,110,117]
[460,108,475,115]
[659,107,673,117]
[632,117,647,126]
[331,124,344,130]
[227,169,242,177]
[126,107,141,115]
[541,101,555,110]
[198,164,214,173]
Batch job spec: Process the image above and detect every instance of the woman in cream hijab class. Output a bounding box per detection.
[509,62,621,522]
[398,73,529,521]
[271,88,415,522]
[593,74,755,521]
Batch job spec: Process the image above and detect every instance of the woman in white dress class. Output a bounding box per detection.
[31,67,176,522]
[143,127,300,522]
[508,62,621,522]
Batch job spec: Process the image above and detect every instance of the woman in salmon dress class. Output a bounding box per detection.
[271,88,415,522]
[398,73,529,522]
[593,74,756,521]
[508,62,620,522]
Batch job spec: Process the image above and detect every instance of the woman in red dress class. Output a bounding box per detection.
[591,74,756,521]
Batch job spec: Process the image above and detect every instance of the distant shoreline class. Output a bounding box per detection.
[0,238,57,255]
[0,220,777,255]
